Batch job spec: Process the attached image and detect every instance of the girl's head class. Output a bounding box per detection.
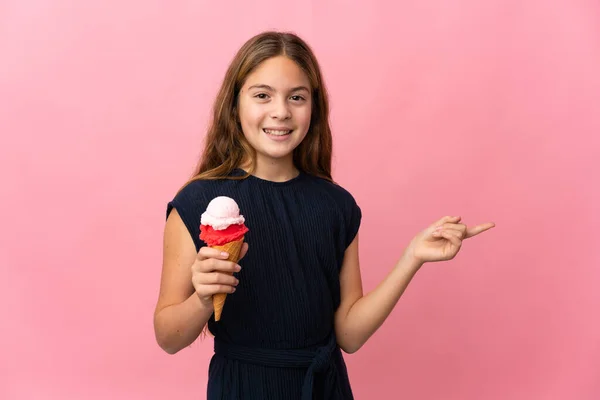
[190,31,333,183]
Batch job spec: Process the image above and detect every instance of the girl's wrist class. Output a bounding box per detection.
[195,292,215,310]
[398,247,425,273]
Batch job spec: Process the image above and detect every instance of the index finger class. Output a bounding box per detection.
[197,246,231,261]
[465,222,496,239]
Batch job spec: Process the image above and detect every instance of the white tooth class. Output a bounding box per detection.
[264,129,291,136]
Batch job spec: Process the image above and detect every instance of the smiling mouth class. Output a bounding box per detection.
[263,128,293,136]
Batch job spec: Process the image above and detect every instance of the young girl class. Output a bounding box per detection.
[154,31,494,400]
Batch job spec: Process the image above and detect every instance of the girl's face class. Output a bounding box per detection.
[238,56,312,167]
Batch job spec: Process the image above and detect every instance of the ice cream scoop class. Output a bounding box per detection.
[201,196,246,230]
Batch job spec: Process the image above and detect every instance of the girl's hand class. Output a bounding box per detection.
[405,216,495,264]
[191,243,249,307]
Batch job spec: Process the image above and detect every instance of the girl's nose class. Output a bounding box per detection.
[270,99,291,120]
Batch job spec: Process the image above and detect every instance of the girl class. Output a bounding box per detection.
[154,31,495,400]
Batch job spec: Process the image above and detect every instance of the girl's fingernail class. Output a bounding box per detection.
[221,252,229,258]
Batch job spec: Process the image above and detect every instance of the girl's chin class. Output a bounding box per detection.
[255,145,297,161]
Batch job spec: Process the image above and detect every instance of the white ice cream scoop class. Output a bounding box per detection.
[200,196,246,230]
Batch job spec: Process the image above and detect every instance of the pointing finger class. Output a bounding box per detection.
[465,222,496,239]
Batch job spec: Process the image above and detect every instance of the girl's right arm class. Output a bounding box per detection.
[153,209,243,354]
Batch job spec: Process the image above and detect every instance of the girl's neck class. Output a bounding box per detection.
[240,157,299,183]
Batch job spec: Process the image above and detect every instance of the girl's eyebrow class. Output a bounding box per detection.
[247,84,310,93]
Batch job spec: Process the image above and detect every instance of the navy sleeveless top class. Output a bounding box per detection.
[166,169,362,399]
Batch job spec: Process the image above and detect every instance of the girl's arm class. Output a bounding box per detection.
[334,233,423,354]
[153,209,214,354]
[334,215,494,353]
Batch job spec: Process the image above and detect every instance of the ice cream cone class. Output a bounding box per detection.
[200,196,249,321]
[211,237,244,321]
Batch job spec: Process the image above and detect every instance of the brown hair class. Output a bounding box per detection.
[177,31,334,193]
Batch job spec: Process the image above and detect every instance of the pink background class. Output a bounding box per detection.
[2,1,599,399]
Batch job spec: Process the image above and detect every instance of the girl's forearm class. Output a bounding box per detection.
[340,253,423,353]
[154,293,214,354]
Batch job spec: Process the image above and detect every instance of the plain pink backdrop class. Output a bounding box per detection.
[2,1,599,399]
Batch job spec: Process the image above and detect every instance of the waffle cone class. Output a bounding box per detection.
[211,237,244,321]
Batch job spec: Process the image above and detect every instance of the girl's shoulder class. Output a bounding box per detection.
[305,175,362,233]
[306,174,360,209]
[169,178,217,206]
[304,175,362,248]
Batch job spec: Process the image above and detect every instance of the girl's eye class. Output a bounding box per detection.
[255,93,269,99]
[290,95,305,101]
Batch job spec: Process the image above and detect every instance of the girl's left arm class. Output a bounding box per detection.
[333,233,423,354]
[334,216,495,354]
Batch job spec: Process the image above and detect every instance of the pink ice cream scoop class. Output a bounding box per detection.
[201,196,246,230]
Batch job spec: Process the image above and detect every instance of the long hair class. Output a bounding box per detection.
[177,31,334,193]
